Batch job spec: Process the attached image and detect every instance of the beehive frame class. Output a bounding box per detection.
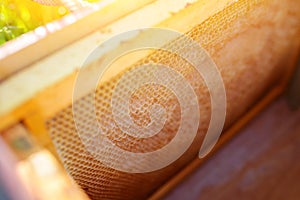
[0,0,299,199]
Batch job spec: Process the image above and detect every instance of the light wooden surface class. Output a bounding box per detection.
[0,0,234,132]
[164,96,300,200]
[0,0,155,80]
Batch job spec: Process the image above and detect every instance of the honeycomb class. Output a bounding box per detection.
[46,0,300,199]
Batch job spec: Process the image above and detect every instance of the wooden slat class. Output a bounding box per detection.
[0,0,234,132]
[0,0,155,80]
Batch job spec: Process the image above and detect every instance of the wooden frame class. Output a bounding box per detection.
[0,0,299,198]
[0,0,234,131]
[0,0,221,161]
[0,0,155,80]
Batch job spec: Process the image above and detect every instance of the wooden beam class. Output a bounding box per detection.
[0,0,234,131]
[0,0,155,80]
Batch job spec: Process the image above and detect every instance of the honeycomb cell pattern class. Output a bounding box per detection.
[46,0,299,199]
